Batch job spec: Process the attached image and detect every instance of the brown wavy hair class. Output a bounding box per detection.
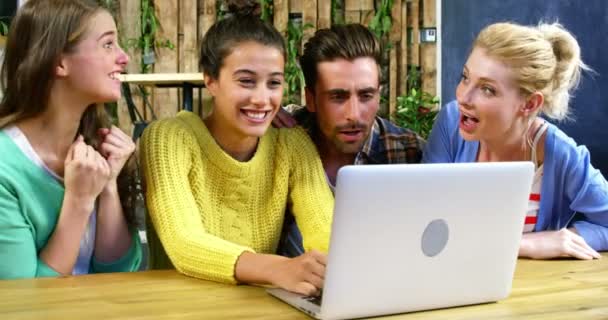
[0,0,137,227]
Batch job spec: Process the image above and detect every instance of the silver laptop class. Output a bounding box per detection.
[268,162,534,320]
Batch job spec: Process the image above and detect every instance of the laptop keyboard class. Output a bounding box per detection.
[304,292,323,306]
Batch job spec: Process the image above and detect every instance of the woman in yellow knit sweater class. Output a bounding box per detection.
[139,2,333,296]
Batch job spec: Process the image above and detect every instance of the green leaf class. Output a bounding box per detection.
[382,16,392,33]
[0,22,8,36]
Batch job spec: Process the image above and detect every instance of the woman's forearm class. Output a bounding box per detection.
[94,179,133,263]
[39,193,94,275]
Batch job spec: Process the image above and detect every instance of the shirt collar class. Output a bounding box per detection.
[355,117,383,164]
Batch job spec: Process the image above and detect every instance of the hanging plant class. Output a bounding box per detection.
[284,16,311,105]
[331,0,344,25]
[394,66,440,139]
[259,0,273,22]
[0,21,8,36]
[368,0,394,40]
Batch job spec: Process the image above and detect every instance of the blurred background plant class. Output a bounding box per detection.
[394,66,440,139]
[0,21,7,36]
[283,15,311,105]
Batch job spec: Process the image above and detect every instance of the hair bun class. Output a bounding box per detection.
[537,22,578,66]
[225,0,262,18]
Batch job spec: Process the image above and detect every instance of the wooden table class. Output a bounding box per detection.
[118,73,205,112]
[1,255,607,319]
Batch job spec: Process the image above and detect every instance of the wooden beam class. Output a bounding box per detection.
[179,0,199,114]
[410,0,420,68]
[274,0,289,35]
[345,0,374,11]
[118,73,205,86]
[390,0,402,43]
[318,0,331,29]
[289,0,302,13]
[421,0,437,96]
[302,0,318,44]
[179,0,198,73]
[344,10,361,24]
[200,0,216,43]
[117,0,143,134]
[361,10,374,27]
[389,46,398,120]
[399,1,408,94]
[154,1,179,119]
[200,0,216,117]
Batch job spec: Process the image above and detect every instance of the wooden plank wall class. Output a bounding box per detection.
[116,0,437,130]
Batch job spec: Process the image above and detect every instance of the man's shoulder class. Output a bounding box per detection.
[373,116,423,144]
[361,117,424,164]
[290,106,315,130]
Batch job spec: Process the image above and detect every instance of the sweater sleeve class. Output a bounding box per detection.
[562,143,608,251]
[90,230,142,273]
[0,183,60,279]
[423,101,458,163]
[140,120,252,284]
[286,128,334,253]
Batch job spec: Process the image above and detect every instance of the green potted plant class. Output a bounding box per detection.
[394,66,440,139]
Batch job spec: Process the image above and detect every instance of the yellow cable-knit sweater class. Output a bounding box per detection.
[140,111,334,284]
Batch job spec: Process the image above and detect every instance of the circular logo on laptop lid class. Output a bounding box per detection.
[421,219,449,257]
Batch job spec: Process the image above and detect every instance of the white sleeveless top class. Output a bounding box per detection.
[3,126,96,275]
[523,122,548,233]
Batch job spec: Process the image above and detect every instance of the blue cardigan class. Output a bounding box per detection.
[423,101,608,251]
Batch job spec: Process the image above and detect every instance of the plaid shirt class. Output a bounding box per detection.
[354,116,424,165]
[277,107,424,257]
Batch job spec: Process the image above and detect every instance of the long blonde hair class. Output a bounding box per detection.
[473,21,590,121]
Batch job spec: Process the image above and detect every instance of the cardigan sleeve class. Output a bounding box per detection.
[0,182,60,279]
[562,143,608,251]
[423,101,459,163]
[140,119,252,284]
[286,128,334,253]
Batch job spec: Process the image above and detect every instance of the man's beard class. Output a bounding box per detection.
[330,121,369,154]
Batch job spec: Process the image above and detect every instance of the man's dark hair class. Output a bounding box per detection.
[300,23,382,91]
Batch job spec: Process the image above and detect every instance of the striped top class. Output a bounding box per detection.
[524,167,543,232]
[523,121,548,233]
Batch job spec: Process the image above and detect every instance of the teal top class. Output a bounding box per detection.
[0,131,142,279]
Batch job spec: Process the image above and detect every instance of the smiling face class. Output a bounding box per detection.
[58,10,128,103]
[206,41,285,141]
[307,57,380,155]
[455,47,529,142]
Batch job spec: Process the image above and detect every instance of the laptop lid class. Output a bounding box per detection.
[320,162,534,320]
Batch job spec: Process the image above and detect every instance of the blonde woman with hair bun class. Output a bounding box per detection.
[424,21,608,260]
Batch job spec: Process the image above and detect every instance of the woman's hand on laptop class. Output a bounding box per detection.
[271,250,327,296]
[234,250,326,296]
[519,228,601,260]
